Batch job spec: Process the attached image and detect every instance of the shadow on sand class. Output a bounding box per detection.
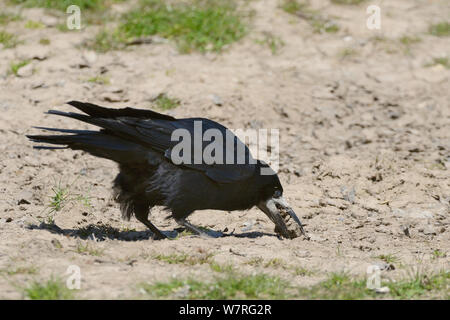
[27,222,278,241]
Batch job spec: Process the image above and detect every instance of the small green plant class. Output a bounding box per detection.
[264,258,287,269]
[10,60,30,76]
[387,270,449,299]
[1,266,38,275]
[56,23,70,32]
[25,20,44,29]
[49,183,70,212]
[175,229,195,238]
[281,1,339,34]
[398,35,421,54]
[338,47,358,59]
[87,76,110,85]
[39,38,50,45]
[331,0,366,5]
[426,57,450,69]
[432,249,447,259]
[141,273,289,299]
[293,267,314,277]
[9,0,122,12]
[298,272,373,299]
[280,0,307,15]
[0,13,21,25]
[153,93,180,110]
[153,251,213,265]
[429,22,450,37]
[44,177,93,222]
[255,32,284,54]
[75,193,92,208]
[245,257,291,269]
[245,257,264,266]
[399,35,421,46]
[0,30,20,48]
[376,254,399,264]
[24,278,74,300]
[120,226,136,232]
[209,262,234,273]
[76,242,104,256]
[86,29,124,52]
[153,253,190,264]
[310,18,339,33]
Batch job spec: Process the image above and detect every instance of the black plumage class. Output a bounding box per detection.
[27,101,306,239]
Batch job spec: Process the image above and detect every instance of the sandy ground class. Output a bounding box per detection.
[0,0,449,299]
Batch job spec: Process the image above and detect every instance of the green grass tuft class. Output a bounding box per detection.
[310,18,339,34]
[49,183,70,213]
[255,32,284,55]
[114,0,248,53]
[281,1,339,34]
[0,30,20,48]
[140,269,449,300]
[39,38,51,45]
[152,93,181,110]
[1,266,38,275]
[76,242,104,256]
[387,271,449,299]
[44,178,92,223]
[399,35,421,46]
[141,273,289,299]
[153,252,213,265]
[280,0,307,15]
[264,258,287,269]
[376,254,399,264]
[297,270,450,299]
[87,75,110,85]
[429,22,450,37]
[298,272,374,299]
[398,35,421,54]
[209,262,234,273]
[426,57,450,69]
[85,29,124,52]
[9,0,123,12]
[10,60,30,76]
[293,267,315,277]
[338,47,358,59]
[245,257,264,266]
[25,20,45,29]
[24,278,74,300]
[432,249,447,259]
[0,13,21,25]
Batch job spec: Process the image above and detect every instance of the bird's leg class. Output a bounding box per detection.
[176,219,213,238]
[134,203,166,240]
[137,217,167,240]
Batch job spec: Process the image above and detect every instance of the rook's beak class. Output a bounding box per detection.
[257,197,307,239]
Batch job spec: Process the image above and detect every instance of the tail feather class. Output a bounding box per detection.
[67,100,176,121]
[27,132,148,164]
[33,127,98,134]
[33,146,68,150]
[27,101,174,164]
[44,109,150,144]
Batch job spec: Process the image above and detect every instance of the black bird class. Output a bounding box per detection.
[27,101,306,239]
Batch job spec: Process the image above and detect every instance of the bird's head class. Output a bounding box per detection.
[255,161,307,239]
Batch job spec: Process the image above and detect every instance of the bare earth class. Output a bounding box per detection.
[0,0,449,299]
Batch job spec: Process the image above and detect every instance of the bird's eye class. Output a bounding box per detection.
[274,189,282,198]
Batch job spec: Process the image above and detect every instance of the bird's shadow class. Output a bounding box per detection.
[27,223,277,241]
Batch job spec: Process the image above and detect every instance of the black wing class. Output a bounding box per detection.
[30,101,256,183]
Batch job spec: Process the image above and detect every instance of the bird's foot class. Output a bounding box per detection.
[151,230,167,240]
[176,219,215,238]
